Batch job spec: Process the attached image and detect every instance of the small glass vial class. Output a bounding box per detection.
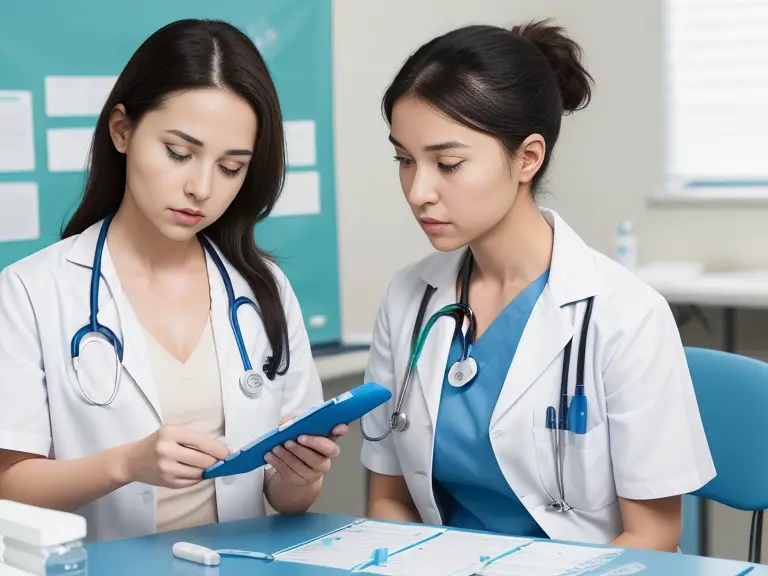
[43,540,88,575]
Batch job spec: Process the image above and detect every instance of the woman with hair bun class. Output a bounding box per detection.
[359,20,714,551]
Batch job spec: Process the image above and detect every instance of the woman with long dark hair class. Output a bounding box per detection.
[0,18,345,542]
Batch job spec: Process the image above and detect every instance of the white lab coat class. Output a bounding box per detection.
[360,207,716,544]
[0,220,323,542]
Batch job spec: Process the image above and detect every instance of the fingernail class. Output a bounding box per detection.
[298,435,308,444]
[265,453,273,462]
[285,441,295,449]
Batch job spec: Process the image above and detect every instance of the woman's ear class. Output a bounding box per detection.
[517,133,546,185]
[108,104,131,153]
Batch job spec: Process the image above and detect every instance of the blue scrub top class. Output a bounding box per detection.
[432,269,550,538]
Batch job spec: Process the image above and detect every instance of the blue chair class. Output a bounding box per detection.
[685,346,768,563]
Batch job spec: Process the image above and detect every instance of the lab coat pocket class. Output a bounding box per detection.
[532,423,564,506]
[532,417,616,513]
[562,420,617,512]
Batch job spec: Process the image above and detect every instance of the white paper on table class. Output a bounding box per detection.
[0,182,39,241]
[360,530,532,576]
[44,76,116,117]
[0,91,35,173]
[481,542,624,576]
[274,520,445,570]
[46,127,94,172]
[284,120,316,167]
[271,171,320,216]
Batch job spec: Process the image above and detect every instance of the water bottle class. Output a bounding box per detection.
[615,219,638,270]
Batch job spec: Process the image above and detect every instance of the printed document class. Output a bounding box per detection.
[480,542,623,576]
[274,520,444,570]
[360,530,531,575]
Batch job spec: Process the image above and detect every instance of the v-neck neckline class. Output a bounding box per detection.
[142,313,212,367]
[471,268,551,350]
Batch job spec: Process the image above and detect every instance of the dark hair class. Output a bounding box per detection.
[63,19,289,379]
[382,19,593,192]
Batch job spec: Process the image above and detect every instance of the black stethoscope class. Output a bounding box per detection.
[361,248,594,512]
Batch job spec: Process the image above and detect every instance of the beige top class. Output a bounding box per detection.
[144,315,225,533]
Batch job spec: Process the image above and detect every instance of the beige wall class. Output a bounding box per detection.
[331,0,768,562]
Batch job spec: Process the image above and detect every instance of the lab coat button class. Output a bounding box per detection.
[491,429,506,439]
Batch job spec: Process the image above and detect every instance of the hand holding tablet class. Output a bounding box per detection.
[202,382,391,479]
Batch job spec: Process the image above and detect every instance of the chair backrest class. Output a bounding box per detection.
[685,346,768,510]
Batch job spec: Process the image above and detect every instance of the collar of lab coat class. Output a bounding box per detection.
[64,219,237,423]
[417,207,600,306]
[411,207,602,429]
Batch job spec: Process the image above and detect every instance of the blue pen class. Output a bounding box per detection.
[546,406,557,430]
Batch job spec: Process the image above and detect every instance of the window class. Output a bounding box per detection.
[663,0,768,199]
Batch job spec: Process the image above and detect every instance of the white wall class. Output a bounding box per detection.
[332,0,768,353]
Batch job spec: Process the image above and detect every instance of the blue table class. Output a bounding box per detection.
[85,513,766,575]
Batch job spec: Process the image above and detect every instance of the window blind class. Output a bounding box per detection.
[664,0,768,189]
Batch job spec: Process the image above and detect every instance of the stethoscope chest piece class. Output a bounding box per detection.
[391,411,409,433]
[239,370,264,399]
[447,357,478,388]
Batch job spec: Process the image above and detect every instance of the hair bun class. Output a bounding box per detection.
[512,19,593,113]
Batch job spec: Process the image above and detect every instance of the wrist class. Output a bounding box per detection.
[296,476,323,506]
[109,443,134,486]
[265,471,323,514]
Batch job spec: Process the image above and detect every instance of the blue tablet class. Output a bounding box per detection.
[202,382,391,479]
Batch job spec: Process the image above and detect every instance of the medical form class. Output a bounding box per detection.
[358,530,531,575]
[478,542,624,576]
[272,519,626,575]
[273,519,444,570]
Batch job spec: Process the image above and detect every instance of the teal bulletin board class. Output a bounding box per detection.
[0,0,341,345]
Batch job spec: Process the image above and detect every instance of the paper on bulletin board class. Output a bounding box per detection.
[0,91,35,173]
[0,182,39,241]
[46,127,94,172]
[44,76,116,117]
[285,119,316,167]
[272,171,320,216]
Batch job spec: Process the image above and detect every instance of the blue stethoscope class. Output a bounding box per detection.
[70,214,286,406]
[361,248,594,513]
